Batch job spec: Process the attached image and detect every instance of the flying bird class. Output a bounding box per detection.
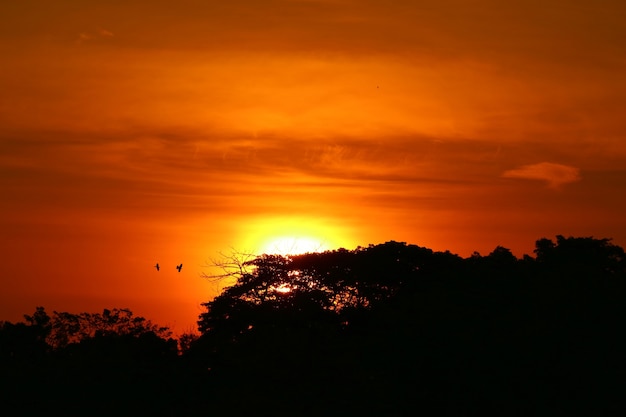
[176,264,183,272]
[154,263,160,271]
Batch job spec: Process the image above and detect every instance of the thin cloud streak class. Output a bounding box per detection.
[502,162,582,189]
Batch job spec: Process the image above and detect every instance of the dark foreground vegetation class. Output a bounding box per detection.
[2,235,625,416]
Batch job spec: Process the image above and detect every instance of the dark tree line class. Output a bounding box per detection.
[2,235,625,416]
[1,308,181,416]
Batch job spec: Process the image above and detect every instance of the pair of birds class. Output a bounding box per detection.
[154,263,182,272]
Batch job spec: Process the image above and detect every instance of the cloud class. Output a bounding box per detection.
[502,162,581,188]
[77,32,93,43]
[75,28,114,44]
[98,29,114,37]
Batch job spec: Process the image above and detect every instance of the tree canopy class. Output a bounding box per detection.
[2,235,625,416]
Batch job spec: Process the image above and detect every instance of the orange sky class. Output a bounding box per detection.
[2,0,625,333]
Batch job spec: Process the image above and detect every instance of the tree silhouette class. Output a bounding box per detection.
[189,237,626,416]
[2,236,625,416]
[1,307,179,416]
[48,307,172,349]
[1,307,51,363]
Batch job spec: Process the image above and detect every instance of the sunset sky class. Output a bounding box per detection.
[2,0,625,333]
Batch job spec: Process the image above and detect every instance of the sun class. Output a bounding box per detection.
[237,216,353,256]
[260,236,328,256]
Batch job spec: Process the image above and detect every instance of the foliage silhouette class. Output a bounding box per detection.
[1,307,179,416]
[191,236,626,416]
[1,236,625,416]
[48,307,172,349]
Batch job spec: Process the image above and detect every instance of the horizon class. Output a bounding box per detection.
[1,234,621,332]
[2,0,626,332]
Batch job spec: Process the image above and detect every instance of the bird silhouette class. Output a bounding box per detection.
[155,263,160,271]
[176,263,183,272]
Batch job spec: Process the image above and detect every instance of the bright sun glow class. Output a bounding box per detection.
[237,216,354,256]
[260,236,328,256]
[274,283,292,293]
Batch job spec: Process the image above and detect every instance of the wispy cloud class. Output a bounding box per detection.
[76,28,114,44]
[502,162,581,189]
[98,29,114,37]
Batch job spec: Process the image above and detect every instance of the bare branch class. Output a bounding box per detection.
[202,248,258,282]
